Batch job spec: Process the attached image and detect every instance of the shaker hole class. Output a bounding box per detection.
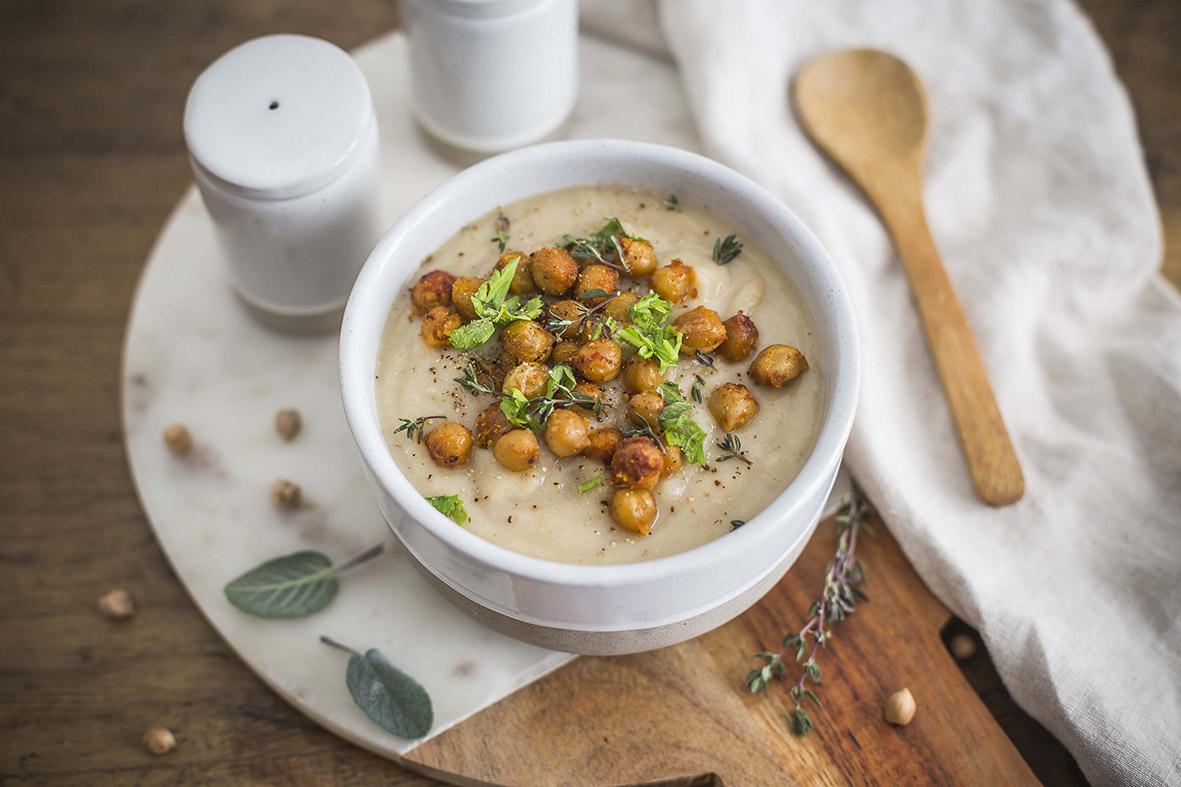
[269,101,279,110]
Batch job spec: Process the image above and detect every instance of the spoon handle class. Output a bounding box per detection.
[878,188,1025,506]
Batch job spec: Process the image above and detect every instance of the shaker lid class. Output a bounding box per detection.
[184,35,374,200]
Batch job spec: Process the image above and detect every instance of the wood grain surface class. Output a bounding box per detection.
[1,1,1176,785]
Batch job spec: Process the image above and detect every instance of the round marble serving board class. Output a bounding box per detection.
[122,29,851,773]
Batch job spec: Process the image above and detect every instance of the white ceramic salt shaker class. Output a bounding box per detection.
[184,35,387,320]
[402,0,578,152]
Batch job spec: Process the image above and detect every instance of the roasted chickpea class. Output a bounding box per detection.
[622,354,663,393]
[575,264,619,304]
[609,488,658,535]
[551,340,580,365]
[602,291,640,324]
[717,311,759,362]
[543,409,590,458]
[709,382,760,431]
[494,251,536,295]
[572,338,623,383]
[530,246,578,296]
[475,402,514,448]
[674,306,727,355]
[572,381,602,411]
[748,344,809,388]
[501,320,555,363]
[545,299,584,340]
[502,361,550,398]
[661,445,684,477]
[472,352,515,392]
[618,237,658,277]
[424,422,473,468]
[609,436,665,490]
[493,429,541,472]
[627,391,666,429]
[421,306,461,348]
[648,258,694,304]
[585,427,623,465]
[411,270,455,315]
[450,276,484,322]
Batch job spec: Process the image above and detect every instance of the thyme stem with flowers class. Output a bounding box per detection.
[745,486,875,735]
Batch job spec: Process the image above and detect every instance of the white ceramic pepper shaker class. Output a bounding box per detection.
[402,0,578,153]
[184,35,387,321]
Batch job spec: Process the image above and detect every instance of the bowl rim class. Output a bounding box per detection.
[340,139,859,590]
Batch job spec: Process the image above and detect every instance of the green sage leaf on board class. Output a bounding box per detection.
[225,545,383,618]
[346,648,434,739]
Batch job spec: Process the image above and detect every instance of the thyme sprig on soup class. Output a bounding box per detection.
[375,186,822,565]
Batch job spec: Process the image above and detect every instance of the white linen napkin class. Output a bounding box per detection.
[583,1,1181,784]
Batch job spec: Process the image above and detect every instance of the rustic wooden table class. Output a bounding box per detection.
[1,1,1176,784]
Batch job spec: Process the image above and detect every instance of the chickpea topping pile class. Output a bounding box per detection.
[401,212,810,537]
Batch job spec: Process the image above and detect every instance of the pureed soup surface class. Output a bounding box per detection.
[375,185,823,565]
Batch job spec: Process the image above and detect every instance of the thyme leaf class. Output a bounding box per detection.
[712,233,743,265]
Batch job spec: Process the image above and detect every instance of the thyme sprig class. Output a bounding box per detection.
[491,210,510,253]
[544,291,620,337]
[744,487,875,736]
[663,194,680,211]
[712,233,743,265]
[693,350,716,369]
[454,363,600,430]
[392,415,446,444]
[715,432,752,466]
[690,374,706,404]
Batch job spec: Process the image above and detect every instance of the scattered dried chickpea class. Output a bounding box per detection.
[530,246,578,295]
[717,311,759,362]
[494,251,536,295]
[411,270,455,315]
[609,488,658,535]
[475,402,514,448]
[575,264,619,304]
[621,354,663,393]
[708,382,760,432]
[143,727,177,755]
[609,436,665,490]
[545,299,585,340]
[163,423,192,456]
[602,290,640,324]
[572,338,623,383]
[748,344,809,388]
[949,634,977,661]
[543,409,590,458]
[584,426,623,465]
[501,320,555,363]
[450,276,484,322]
[661,444,684,477]
[275,408,301,441]
[420,306,461,348]
[674,306,727,355]
[883,688,916,726]
[648,258,693,304]
[97,589,134,620]
[493,429,541,472]
[627,391,665,429]
[617,236,658,277]
[271,479,302,509]
[551,340,580,365]
[503,361,550,398]
[424,422,473,469]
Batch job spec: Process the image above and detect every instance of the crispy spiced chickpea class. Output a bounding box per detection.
[749,344,809,388]
[622,354,663,393]
[674,306,727,355]
[610,436,665,490]
[585,426,623,465]
[421,306,461,348]
[602,290,640,324]
[475,402,514,448]
[717,311,759,362]
[609,488,658,535]
[530,246,579,295]
[709,382,760,431]
[661,445,684,477]
[502,361,550,398]
[648,258,694,304]
[572,381,602,411]
[572,338,623,383]
[501,320,555,363]
[494,251,536,295]
[618,236,658,277]
[543,409,590,458]
[424,422,473,468]
[450,276,484,322]
[545,299,584,340]
[551,340,580,365]
[411,270,456,315]
[493,429,540,472]
[627,391,665,429]
[575,264,619,304]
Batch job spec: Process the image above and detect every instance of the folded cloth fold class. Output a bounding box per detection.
[585,1,1181,784]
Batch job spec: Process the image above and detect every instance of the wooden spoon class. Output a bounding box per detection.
[794,49,1024,506]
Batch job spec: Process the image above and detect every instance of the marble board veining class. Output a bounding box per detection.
[121,30,849,762]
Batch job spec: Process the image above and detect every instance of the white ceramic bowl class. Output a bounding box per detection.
[340,140,859,655]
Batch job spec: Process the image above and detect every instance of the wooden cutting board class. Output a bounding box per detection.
[403,514,1038,786]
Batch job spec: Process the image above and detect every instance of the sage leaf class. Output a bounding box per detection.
[346,648,434,739]
[225,545,383,619]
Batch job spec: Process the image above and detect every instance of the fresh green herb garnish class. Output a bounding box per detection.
[457,362,599,432]
[731,520,746,529]
[663,194,680,211]
[690,374,706,404]
[658,382,707,466]
[576,288,612,301]
[426,494,467,525]
[716,432,752,466]
[499,388,534,429]
[578,475,604,494]
[694,350,716,369]
[607,293,682,373]
[490,210,510,253]
[448,257,544,350]
[712,233,743,265]
[391,415,445,444]
[562,217,645,268]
